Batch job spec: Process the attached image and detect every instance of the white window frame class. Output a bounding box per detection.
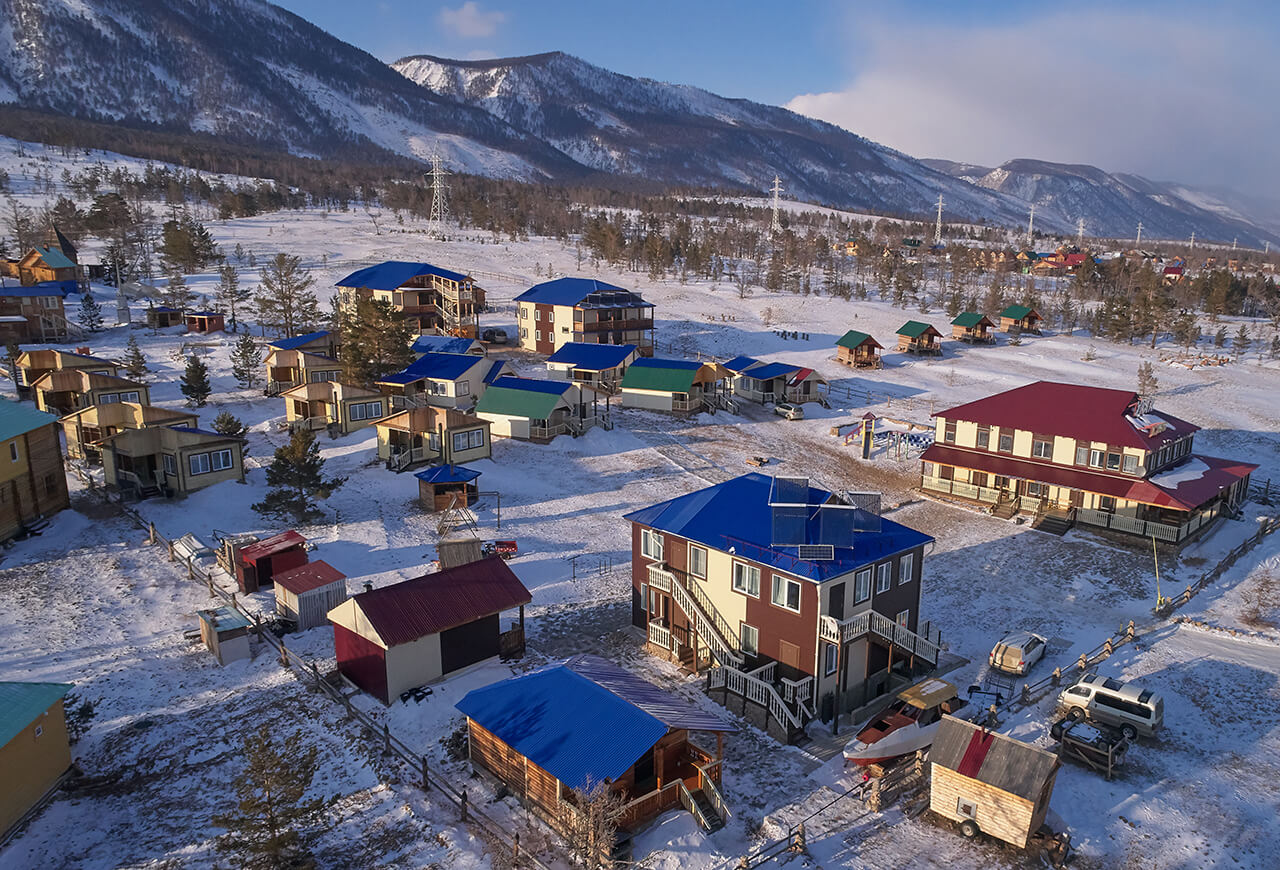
[453,431,470,453]
[1090,449,1105,468]
[1075,445,1089,465]
[998,432,1014,452]
[876,562,891,594]
[771,575,801,613]
[547,309,554,323]
[688,544,707,579]
[740,623,759,656]
[534,309,541,321]
[898,553,913,585]
[99,393,120,404]
[896,609,910,627]
[210,449,234,472]
[1032,438,1053,459]
[163,454,176,476]
[535,329,542,342]
[189,452,211,475]
[855,568,872,604]
[639,581,648,612]
[732,561,760,597]
[824,643,838,676]
[640,528,664,561]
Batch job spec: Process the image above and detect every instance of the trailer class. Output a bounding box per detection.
[1050,717,1128,781]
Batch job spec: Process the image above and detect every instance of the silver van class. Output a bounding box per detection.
[1058,673,1164,739]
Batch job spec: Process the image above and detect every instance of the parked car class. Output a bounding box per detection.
[1057,673,1164,739]
[482,328,509,344]
[989,630,1047,675]
[773,401,804,420]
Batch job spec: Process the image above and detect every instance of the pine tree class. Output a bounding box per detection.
[216,263,252,332]
[256,253,320,337]
[1233,323,1250,357]
[180,354,212,406]
[212,411,248,441]
[1214,326,1227,348]
[160,271,196,310]
[252,430,345,523]
[122,335,148,380]
[230,332,262,389]
[213,725,322,870]
[338,297,415,385]
[1137,360,1159,397]
[77,292,104,333]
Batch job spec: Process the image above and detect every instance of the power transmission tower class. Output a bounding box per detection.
[1136,222,1143,247]
[1231,237,1238,252]
[426,153,450,241]
[1026,205,1036,247]
[1189,231,1195,257]
[1076,218,1085,247]
[769,176,784,236]
[934,194,944,245]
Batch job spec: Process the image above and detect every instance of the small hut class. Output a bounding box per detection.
[951,312,996,344]
[146,306,185,329]
[835,330,884,368]
[185,311,225,333]
[235,530,308,594]
[896,321,943,355]
[438,536,485,569]
[197,606,252,665]
[929,715,1060,848]
[999,305,1042,335]
[416,464,481,511]
[273,560,348,632]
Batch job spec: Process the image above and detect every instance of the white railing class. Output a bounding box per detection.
[977,486,1002,503]
[819,610,939,665]
[709,666,803,732]
[677,781,712,831]
[389,394,429,410]
[951,480,980,499]
[289,415,329,433]
[1075,505,1215,543]
[529,423,568,440]
[748,660,776,684]
[646,564,673,593]
[698,765,730,826]
[390,446,431,472]
[672,396,704,412]
[781,676,816,718]
[1019,495,1043,513]
[714,393,739,414]
[651,564,743,667]
[647,621,672,651]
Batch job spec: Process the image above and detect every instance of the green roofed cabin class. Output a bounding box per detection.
[0,681,74,839]
[619,358,729,413]
[0,398,69,541]
[835,330,884,369]
[475,377,587,442]
[896,321,943,356]
[999,305,1042,335]
[951,312,996,344]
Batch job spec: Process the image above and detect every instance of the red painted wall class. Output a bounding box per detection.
[333,623,389,704]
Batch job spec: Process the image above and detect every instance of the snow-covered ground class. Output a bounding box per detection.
[1,137,1278,869]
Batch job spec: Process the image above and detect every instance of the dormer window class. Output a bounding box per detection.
[1106,451,1121,471]
[976,425,990,449]
[944,421,957,443]
[1123,455,1139,474]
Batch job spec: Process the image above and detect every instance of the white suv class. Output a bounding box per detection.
[773,402,804,420]
[1058,673,1164,739]
[988,630,1047,675]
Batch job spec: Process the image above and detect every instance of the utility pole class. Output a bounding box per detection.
[1189,231,1195,258]
[1231,237,1238,253]
[1076,218,1085,248]
[1026,205,1036,247]
[934,194,944,245]
[1136,222,1143,247]
[426,153,450,241]
[769,175,784,236]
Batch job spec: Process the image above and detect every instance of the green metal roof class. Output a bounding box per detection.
[32,246,76,270]
[0,682,73,746]
[835,330,879,350]
[0,397,58,442]
[951,312,988,328]
[1001,305,1036,320]
[897,321,938,339]
[475,384,565,419]
[620,363,698,393]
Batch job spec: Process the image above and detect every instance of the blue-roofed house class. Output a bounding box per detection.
[335,261,485,339]
[545,341,638,392]
[375,353,506,412]
[102,423,245,498]
[618,357,731,413]
[721,356,828,405]
[624,473,940,743]
[0,284,70,342]
[409,334,484,357]
[474,376,587,442]
[267,330,340,357]
[264,333,343,396]
[0,398,69,540]
[145,304,186,329]
[514,277,654,356]
[458,654,736,839]
[279,380,387,436]
[374,406,492,473]
[0,681,74,837]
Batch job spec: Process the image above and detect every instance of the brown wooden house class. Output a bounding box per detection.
[0,286,69,343]
[263,347,342,396]
[60,402,198,461]
[31,370,149,416]
[0,399,69,541]
[415,464,482,511]
[999,305,1042,334]
[279,380,387,436]
[102,425,245,499]
[457,654,737,843]
[835,330,884,368]
[374,406,492,472]
[185,311,225,333]
[951,312,996,344]
[14,349,119,396]
[896,321,943,355]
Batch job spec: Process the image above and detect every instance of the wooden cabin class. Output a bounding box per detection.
[999,305,1042,335]
[618,358,728,413]
[950,312,996,344]
[235,530,308,594]
[416,464,482,511]
[16,246,77,286]
[375,406,492,472]
[457,654,737,844]
[896,321,943,355]
[835,330,884,368]
[197,606,252,666]
[376,353,506,413]
[272,560,348,632]
[279,380,387,436]
[60,402,198,461]
[0,681,74,839]
[146,306,185,329]
[263,348,341,396]
[102,425,245,499]
[185,311,225,333]
[31,369,148,416]
[0,400,70,542]
[327,556,532,704]
[545,342,639,393]
[0,287,69,343]
[15,349,119,396]
[475,377,585,442]
[722,356,828,404]
[930,715,1061,849]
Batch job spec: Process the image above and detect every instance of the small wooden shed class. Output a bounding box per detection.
[197,606,252,666]
[416,464,482,511]
[896,321,943,355]
[835,330,884,368]
[951,312,996,344]
[185,311,225,333]
[929,715,1060,848]
[273,560,348,632]
[999,305,1042,335]
[235,530,308,594]
[146,305,185,328]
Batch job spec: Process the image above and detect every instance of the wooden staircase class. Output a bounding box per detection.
[690,789,724,833]
[1033,509,1075,536]
[992,497,1018,520]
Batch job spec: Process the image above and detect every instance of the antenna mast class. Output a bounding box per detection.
[934,194,944,245]
[1189,231,1195,257]
[1076,218,1085,247]
[769,175,784,235]
[426,153,450,241]
[1136,221,1143,247]
[1026,204,1036,247]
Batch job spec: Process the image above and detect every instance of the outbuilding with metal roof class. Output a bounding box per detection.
[0,681,74,838]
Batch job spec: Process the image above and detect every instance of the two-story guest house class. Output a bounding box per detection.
[625,474,940,743]
[920,381,1256,544]
[514,278,654,356]
[335,261,485,339]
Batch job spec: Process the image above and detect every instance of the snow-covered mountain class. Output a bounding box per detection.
[921,158,1278,247]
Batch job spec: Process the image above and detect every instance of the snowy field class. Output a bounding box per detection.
[1,137,1278,869]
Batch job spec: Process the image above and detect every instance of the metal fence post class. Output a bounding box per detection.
[421,755,430,789]
[460,788,468,822]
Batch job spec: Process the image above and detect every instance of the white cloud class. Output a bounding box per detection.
[786,9,1276,198]
[439,2,506,39]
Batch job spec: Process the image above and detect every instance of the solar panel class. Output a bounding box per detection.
[816,503,857,545]
[771,505,808,546]
[769,476,811,506]
[844,492,882,533]
[798,544,835,561]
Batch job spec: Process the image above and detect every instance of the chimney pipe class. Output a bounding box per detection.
[363,581,373,593]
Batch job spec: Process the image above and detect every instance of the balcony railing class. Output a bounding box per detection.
[1076,504,1220,543]
[818,610,939,665]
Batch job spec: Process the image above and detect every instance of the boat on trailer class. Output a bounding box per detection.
[843,678,971,767]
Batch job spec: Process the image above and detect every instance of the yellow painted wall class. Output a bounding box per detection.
[0,699,71,836]
[701,547,747,637]
[0,436,30,486]
[954,420,979,447]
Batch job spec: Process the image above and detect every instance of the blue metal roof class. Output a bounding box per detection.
[0,398,57,441]
[336,261,468,290]
[481,360,506,385]
[744,362,798,381]
[722,355,761,373]
[457,656,726,791]
[563,655,735,733]
[486,376,574,395]
[410,334,480,356]
[515,277,625,306]
[629,357,703,371]
[0,682,73,747]
[0,285,64,297]
[622,473,934,582]
[169,426,232,439]
[546,342,637,371]
[415,464,481,485]
[151,306,181,313]
[378,352,482,385]
[268,330,331,351]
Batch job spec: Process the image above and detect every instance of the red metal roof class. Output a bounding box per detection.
[239,530,307,564]
[933,382,1196,450]
[922,443,1255,510]
[349,556,532,647]
[273,559,345,595]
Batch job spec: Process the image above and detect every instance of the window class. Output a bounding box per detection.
[1026,481,1048,497]
[41,295,60,309]
[1098,495,1116,513]
[189,449,234,476]
[122,391,140,403]
[740,623,759,656]
[899,553,914,585]
[855,568,871,603]
[211,449,233,471]
[99,392,119,404]
[688,544,707,579]
[896,609,910,627]
[534,309,541,321]
[732,562,760,597]
[547,310,554,322]
[561,326,569,334]
[535,330,542,342]
[189,453,210,475]
[163,454,176,476]
[1032,437,1053,459]
[771,576,801,612]
[429,380,448,396]
[1075,445,1089,466]
[1122,454,1139,474]
[876,562,891,593]
[639,582,648,612]
[640,528,664,561]
[1106,452,1121,471]
[1090,449,1105,468]
[7,442,17,462]
[519,307,527,319]
[922,461,935,478]
[349,401,383,421]
[943,421,956,443]
[457,381,470,396]
[976,426,990,449]
[957,797,977,820]
[997,432,1014,453]
[520,327,528,339]
[972,471,988,488]
[453,429,484,452]
[824,643,838,676]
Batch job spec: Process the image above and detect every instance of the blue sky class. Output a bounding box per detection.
[276,1,1280,199]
